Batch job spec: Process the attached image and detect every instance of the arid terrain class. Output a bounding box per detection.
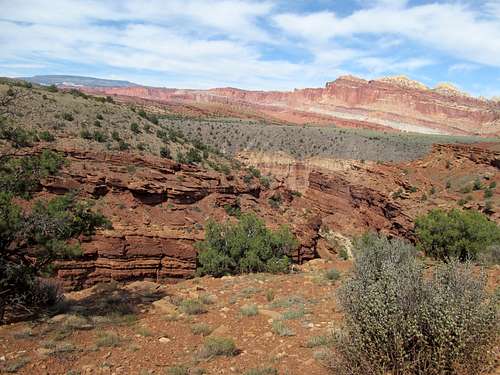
[0,258,497,375]
[81,75,500,137]
[0,78,499,374]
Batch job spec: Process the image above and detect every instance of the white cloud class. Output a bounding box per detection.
[448,63,480,73]
[0,0,498,92]
[357,57,434,74]
[274,3,500,67]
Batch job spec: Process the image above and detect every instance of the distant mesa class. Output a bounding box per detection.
[19,75,139,88]
[16,74,500,137]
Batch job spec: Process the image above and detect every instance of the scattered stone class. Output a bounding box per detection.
[49,314,69,323]
[152,298,177,315]
[209,324,230,337]
[259,309,282,320]
[158,337,171,343]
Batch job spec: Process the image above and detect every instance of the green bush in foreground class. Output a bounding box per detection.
[415,208,500,261]
[329,234,498,375]
[196,213,298,277]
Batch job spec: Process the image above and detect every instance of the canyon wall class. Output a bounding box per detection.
[28,143,499,290]
[82,75,500,136]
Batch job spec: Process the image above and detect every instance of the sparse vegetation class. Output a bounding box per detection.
[244,367,277,375]
[180,299,207,315]
[191,323,212,336]
[306,334,335,348]
[240,304,259,317]
[324,268,340,282]
[39,130,55,142]
[95,330,121,348]
[130,122,141,134]
[197,337,237,359]
[271,320,295,336]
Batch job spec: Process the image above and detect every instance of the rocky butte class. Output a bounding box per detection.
[82,75,500,137]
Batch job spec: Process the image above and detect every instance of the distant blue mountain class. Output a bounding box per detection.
[19,75,139,87]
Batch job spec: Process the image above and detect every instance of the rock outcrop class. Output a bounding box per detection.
[31,147,318,289]
[81,75,500,136]
[24,143,499,289]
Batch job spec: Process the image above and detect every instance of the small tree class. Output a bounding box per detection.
[196,213,298,277]
[0,153,110,322]
[415,208,500,261]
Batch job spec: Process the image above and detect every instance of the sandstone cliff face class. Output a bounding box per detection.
[28,143,498,290]
[237,143,500,241]
[32,147,319,290]
[82,76,500,136]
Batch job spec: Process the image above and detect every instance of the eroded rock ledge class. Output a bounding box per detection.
[21,143,499,289]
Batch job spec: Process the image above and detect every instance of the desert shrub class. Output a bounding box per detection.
[180,299,207,315]
[268,193,282,209]
[324,268,340,282]
[130,122,140,134]
[244,368,277,375]
[338,248,349,260]
[191,323,212,336]
[0,125,34,148]
[92,130,107,143]
[329,234,499,375]
[118,140,130,151]
[61,112,74,121]
[160,146,171,158]
[196,213,297,277]
[473,178,483,190]
[39,130,55,142]
[392,188,404,198]
[260,176,271,189]
[224,201,241,217]
[197,337,237,359]
[248,166,261,178]
[484,188,493,199]
[240,304,258,317]
[185,148,202,164]
[47,84,58,93]
[477,244,500,265]
[265,289,275,302]
[111,131,121,142]
[415,208,500,261]
[306,334,335,348]
[166,366,190,375]
[148,114,159,125]
[95,330,121,347]
[80,129,92,140]
[271,320,295,336]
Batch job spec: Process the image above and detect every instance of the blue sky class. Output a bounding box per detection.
[0,0,499,97]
